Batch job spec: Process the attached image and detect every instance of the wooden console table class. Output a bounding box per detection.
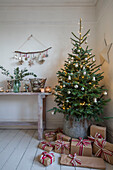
[0,92,51,140]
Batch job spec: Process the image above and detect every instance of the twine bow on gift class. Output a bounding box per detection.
[72,137,91,156]
[95,139,113,163]
[45,132,55,138]
[68,153,81,166]
[88,132,103,142]
[41,141,54,150]
[57,134,64,140]
[40,151,54,165]
[55,140,69,154]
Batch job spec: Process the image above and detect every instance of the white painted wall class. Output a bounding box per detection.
[95,0,113,142]
[0,1,96,129]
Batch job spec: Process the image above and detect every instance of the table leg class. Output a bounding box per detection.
[38,94,45,140]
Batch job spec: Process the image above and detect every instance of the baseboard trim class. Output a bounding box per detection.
[0,121,38,129]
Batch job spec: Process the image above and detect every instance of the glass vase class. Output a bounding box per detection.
[13,80,21,93]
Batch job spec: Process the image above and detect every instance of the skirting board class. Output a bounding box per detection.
[0,120,63,129]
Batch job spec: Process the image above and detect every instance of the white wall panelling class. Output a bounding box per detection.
[0,0,96,129]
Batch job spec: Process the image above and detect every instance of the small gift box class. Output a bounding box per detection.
[44,131,56,141]
[38,141,54,152]
[93,138,113,165]
[90,125,106,139]
[57,133,71,142]
[54,128,63,134]
[38,151,55,166]
[55,140,70,155]
[71,137,92,156]
[60,153,105,169]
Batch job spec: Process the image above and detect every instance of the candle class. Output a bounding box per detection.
[41,88,45,93]
[45,86,51,93]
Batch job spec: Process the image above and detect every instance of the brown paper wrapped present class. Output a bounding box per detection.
[38,151,55,166]
[60,153,105,169]
[55,140,70,155]
[90,125,106,139]
[57,133,71,141]
[44,131,56,141]
[38,141,54,152]
[93,139,113,165]
[71,137,92,156]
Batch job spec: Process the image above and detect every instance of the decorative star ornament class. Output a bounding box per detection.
[100,37,112,64]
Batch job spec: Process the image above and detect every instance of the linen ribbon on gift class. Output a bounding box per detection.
[55,140,69,154]
[41,141,54,150]
[40,151,54,165]
[88,132,103,142]
[95,139,113,163]
[72,137,91,156]
[45,132,55,138]
[57,134,64,140]
[68,153,81,166]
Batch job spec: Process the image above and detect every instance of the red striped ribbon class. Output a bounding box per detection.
[94,139,113,163]
[55,140,69,154]
[45,132,55,137]
[68,153,81,166]
[88,132,103,142]
[72,137,91,156]
[40,151,54,165]
[41,141,54,150]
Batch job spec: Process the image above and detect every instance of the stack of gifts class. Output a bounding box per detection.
[37,125,113,168]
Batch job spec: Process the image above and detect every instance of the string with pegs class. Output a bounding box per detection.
[13,34,52,66]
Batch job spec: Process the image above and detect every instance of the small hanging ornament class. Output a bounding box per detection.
[28,60,34,66]
[68,75,71,80]
[75,63,78,68]
[92,76,96,81]
[74,84,78,88]
[68,90,71,94]
[66,100,69,103]
[71,57,74,60]
[83,71,86,75]
[103,91,107,95]
[81,87,84,90]
[94,98,97,103]
[92,57,95,61]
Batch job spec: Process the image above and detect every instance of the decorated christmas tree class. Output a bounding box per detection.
[50,18,110,122]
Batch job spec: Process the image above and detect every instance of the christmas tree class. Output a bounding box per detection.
[50,18,110,122]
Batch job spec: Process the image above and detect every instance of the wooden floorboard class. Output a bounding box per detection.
[2,130,35,170]
[0,130,113,170]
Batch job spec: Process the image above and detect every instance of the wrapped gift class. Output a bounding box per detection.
[71,137,92,156]
[55,140,70,155]
[60,153,105,169]
[38,151,55,166]
[57,133,71,142]
[93,139,113,165]
[54,128,63,134]
[45,131,56,141]
[38,141,54,152]
[90,125,106,139]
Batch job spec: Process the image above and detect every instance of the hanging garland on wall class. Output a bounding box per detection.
[13,34,52,66]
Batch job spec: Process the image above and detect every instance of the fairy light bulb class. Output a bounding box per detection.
[66,100,69,103]
[85,58,88,61]
[69,61,71,64]
[63,84,65,87]
[83,66,85,70]
[81,87,84,91]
